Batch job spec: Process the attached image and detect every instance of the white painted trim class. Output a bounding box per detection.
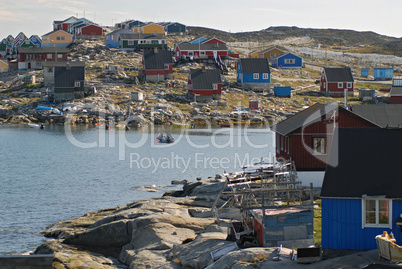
[361,198,393,229]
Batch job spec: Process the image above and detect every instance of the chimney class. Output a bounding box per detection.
[66,61,70,70]
[344,88,348,108]
[202,65,206,72]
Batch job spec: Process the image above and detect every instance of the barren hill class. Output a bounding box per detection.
[187,26,402,56]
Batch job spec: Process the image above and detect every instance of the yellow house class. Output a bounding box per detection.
[249,50,260,58]
[41,30,73,47]
[0,60,8,73]
[134,23,164,35]
[259,47,285,62]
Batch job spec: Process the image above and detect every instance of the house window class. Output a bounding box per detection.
[57,54,62,59]
[128,40,134,45]
[347,82,352,88]
[312,137,326,155]
[263,73,269,79]
[281,136,284,151]
[212,84,218,90]
[47,54,53,59]
[200,51,205,55]
[253,73,259,79]
[47,67,53,72]
[25,40,30,44]
[75,81,81,87]
[362,199,392,228]
[284,59,295,64]
[276,135,280,154]
[338,82,343,88]
[188,51,193,56]
[287,136,290,154]
[56,36,65,40]
[176,51,180,57]
[164,64,169,70]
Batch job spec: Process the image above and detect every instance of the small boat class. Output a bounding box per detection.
[156,133,175,143]
[95,123,112,130]
[28,123,45,129]
[171,122,194,128]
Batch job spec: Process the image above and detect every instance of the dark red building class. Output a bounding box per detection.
[390,77,402,104]
[187,67,222,102]
[17,47,68,70]
[272,103,377,171]
[320,67,354,97]
[142,49,173,82]
[75,24,103,38]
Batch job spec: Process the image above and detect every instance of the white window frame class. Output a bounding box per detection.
[285,59,295,64]
[362,198,392,229]
[253,73,259,80]
[338,82,343,88]
[164,64,169,70]
[128,40,134,46]
[312,137,326,155]
[74,81,81,87]
[212,84,218,90]
[347,82,352,88]
[47,54,53,59]
[188,51,193,56]
[263,73,269,79]
[57,54,63,59]
[200,51,205,55]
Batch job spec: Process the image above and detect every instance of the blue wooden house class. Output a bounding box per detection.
[374,68,393,81]
[163,22,186,36]
[237,58,270,92]
[274,52,303,69]
[106,29,133,48]
[321,128,402,251]
[361,68,369,77]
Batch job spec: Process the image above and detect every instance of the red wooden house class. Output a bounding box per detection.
[17,47,68,70]
[271,103,377,171]
[187,66,222,102]
[174,38,228,61]
[142,49,173,82]
[320,67,354,97]
[75,24,103,38]
[53,16,79,31]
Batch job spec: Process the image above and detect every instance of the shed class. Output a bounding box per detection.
[252,207,314,248]
[361,68,369,77]
[274,86,291,97]
[131,91,144,101]
[373,68,393,81]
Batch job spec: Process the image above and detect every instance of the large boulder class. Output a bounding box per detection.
[64,219,132,248]
[119,249,179,269]
[168,232,231,269]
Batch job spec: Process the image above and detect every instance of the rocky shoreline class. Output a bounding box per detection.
[32,174,322,269]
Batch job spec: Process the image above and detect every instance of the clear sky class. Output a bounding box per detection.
[1,0,401,39]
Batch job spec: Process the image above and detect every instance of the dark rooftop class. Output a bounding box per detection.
[351,104,402,128]
[189,68,221,90]
[143,49,173,70]
[239,58,270,74]
[324,67,354,82]
[321,128,402,199]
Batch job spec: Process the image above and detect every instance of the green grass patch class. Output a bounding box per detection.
[314,199,322,245]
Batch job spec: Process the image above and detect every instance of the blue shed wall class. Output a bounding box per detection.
[373,68,393,80]
[361,68,369,77]
[322,198,402,250]
[167,24,186,33]
[274,86,291,96]
[275,54,303,68]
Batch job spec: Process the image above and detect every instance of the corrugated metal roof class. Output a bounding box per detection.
[239,58,270,73]
[391,86,402,96]
[120,33,165,40]
[190,68,221,90]
[271,103,340,136]
[43,61,85,67]
[324,67,354,82]
[351,104,402,128]
[54,66,85,88]
[321,128,402,198]
[144,49,173,70]
[18,47,68,53]
[177,43,228,51]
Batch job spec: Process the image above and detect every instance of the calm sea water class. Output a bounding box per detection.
[0,124,274,255]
